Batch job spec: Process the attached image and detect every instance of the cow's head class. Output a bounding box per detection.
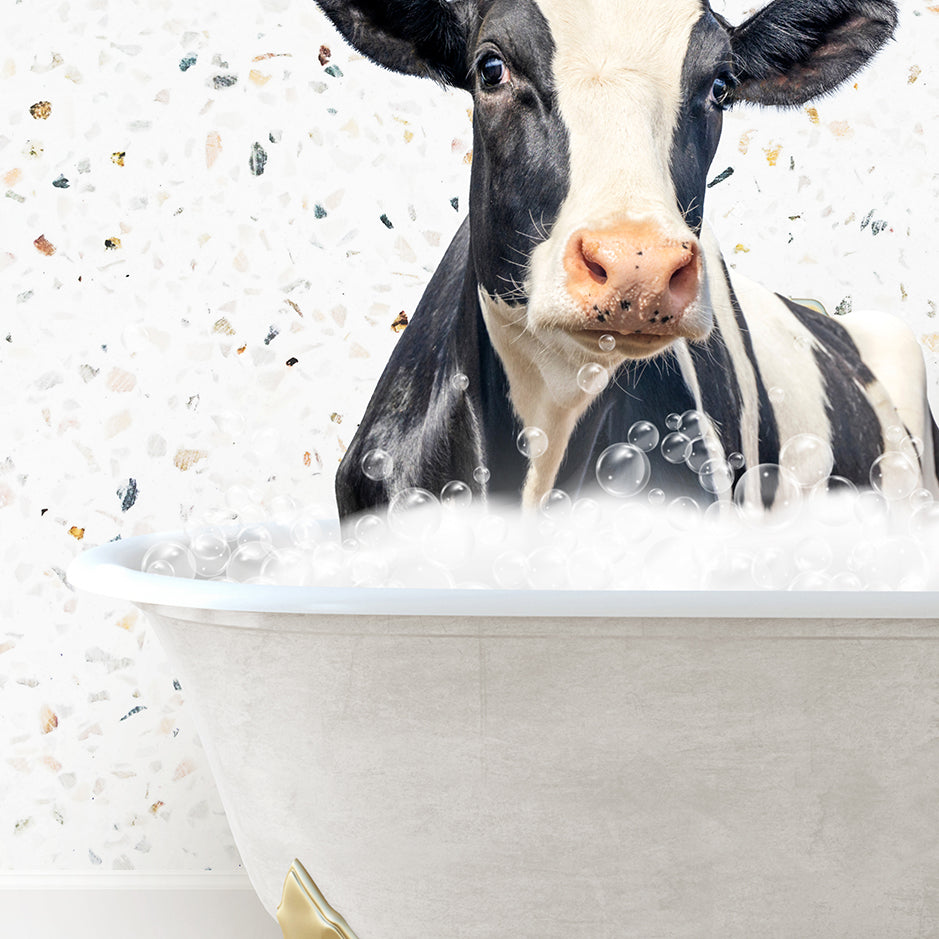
[316,0,897,361]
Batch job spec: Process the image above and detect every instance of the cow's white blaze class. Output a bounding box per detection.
[526,0,705,332]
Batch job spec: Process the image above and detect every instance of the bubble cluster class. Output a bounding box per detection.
[141,415,939,593]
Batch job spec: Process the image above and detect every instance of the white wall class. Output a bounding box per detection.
[0,873,280,938]
[1,0,937,926]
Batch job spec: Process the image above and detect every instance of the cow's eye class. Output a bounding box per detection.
[479,54,509,87]
[709,75,735,110]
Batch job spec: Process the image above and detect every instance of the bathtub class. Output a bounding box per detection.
[69,526,939,938]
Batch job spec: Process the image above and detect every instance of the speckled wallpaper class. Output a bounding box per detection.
[2,0,937,873]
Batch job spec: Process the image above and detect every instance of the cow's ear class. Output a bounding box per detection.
[728,0,898,107]
[315,0,476,90]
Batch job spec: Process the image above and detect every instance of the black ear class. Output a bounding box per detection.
[728,0,898,107]
[315,0,476,90]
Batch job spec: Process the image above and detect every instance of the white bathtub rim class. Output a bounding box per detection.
[67,529,939,620]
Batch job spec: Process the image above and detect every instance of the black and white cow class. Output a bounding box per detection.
[315,0,939,517]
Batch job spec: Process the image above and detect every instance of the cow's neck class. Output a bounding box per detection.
[478,285,603,507]
[478,225,731,508]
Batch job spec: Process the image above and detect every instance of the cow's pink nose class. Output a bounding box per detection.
[564,222,701,334]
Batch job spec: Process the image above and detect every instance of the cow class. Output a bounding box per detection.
[313,0,939,519]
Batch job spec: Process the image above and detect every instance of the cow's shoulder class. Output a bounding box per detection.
[335,219,488,517]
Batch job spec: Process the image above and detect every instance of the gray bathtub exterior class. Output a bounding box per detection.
[70,534,939,938]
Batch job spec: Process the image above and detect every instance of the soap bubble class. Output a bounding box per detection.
[885,424,905,445]
[789,570,831,591]
[910,488,933,509]
[291,515,324,550]
[353,513,385,546]
[685,436,713,473]
[703,548,754,590]
[473,465,491,485]
[665,412,681,431]
[697,458,734,494]
[733,463,802,528]
[576,362,609,394]
[899,435,924,463]
[779,433,834,488]
[666,496,701,531]
[595,443,650,498]
[475,511,508,549]
[751,545,798,590]
[441,480,473,507]
[571,497,602,530]
[394,558,454,590]
[387,487,440,539]
[627,420,659,453]
[261,547,312,586]
[660,432,692,464]
[768,386,785,404]
[349,548,390,587]
[227,540,273,582]
[540,488,572,519]
[189,528,231,577]
[362,448,394,481]
[611,501,655,543]
[423,514,476,569]
[678,409,706,438]
[236,523,273,547]
[854,490,890,531]
[142,541,196,578]
[829,571,864,590]
[598,333,616,352]
[493,549,529,589]
[226,484,261,514]
[727,451,745,469]
[794,536,832,572]
[267,494,299,525]
[704,500,740,525]
[517,427,549,459]
[807,476,858,526]
[870,451,920,501]
[647,488,666,506]
[910,502,939,541]
[851,536,927,589]
[527,546,569,589]
[450,372,469,392]
[568,547,612,590]
[311,541,345,586]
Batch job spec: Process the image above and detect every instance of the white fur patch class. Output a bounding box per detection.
[478,287,622,506]
[697,226,762,476]
[526,0,704,329]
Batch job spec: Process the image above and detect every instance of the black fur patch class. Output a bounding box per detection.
[670,11,733,233]
[779,297,884,481]
[315,0,476,88]
[728,0,898,107]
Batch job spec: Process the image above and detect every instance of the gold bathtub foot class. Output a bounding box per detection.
[277,859,360,939]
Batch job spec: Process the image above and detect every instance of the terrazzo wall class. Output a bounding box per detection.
[2,0,937,874]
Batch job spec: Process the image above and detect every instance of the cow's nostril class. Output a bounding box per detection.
[668,252,698,310]
[584,257,607,284]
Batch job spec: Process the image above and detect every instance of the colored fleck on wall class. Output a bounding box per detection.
[1,0,937,872]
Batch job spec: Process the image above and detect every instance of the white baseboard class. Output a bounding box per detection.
[0,872,282,939]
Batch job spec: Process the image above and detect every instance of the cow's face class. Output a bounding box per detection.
[316,0,897,365]
[468,0,729,363]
